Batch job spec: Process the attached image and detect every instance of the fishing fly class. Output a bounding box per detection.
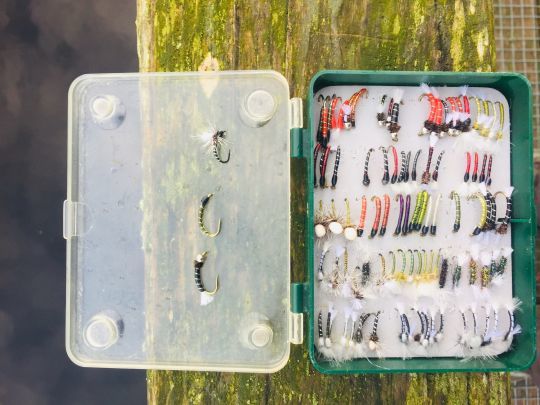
[486,155,493,186]
[328,199,344,235]
[420,193,433,236]
[394,194,404,236]
[411,149,422,182]
[430,193,442,235]
[317,242,331,281]
[368,311,382,352]
[377,94,388,126]
[193,251,219,305]
[198,128,230,163]
[388,89,404,141]
[314,200,329,238]
[471,152,479,182]
[464,152,471,182]
[319,146,332,188]
[343,198,357,241]
[495,191,512,235]
[432,151,445,182]
[479,154,488,183]
[357,195,367,237]
[422,146,434,184]
[198,193,222,238]
[363,148,375,186]
[398,151,407,183]
[450,191,461,232]
[331,146,341,189]
[469,192,487,236]
[403,151,411,182]
[402,194,411,236]
[340,88,368,128]
[389,145,399,184]
[485,191,497,231]
[379,146,390,185]
[379,194,391,236]
[419,84,439,136]
[369,196,382,238]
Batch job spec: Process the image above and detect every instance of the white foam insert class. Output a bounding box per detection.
[312,85,513,359]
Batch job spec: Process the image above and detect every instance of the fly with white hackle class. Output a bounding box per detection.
[196,127,231,163]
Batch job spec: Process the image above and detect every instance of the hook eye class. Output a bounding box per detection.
[324,95,331,107]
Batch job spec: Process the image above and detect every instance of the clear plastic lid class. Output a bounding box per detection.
[65,71,291,372]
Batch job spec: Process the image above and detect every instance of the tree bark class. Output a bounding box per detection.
[137,0,510,403]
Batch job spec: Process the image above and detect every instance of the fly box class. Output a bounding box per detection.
[64,70,535,374]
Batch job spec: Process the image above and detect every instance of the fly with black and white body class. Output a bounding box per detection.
[193,251,219,306]
[197,127,231,163]
[388,89,404,142]
[377,94,388,126]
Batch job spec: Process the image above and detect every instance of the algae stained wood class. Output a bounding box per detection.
[137,0,511,403]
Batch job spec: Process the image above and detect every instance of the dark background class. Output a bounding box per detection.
[0,1,146,403]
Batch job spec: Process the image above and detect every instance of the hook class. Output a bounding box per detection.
[495,101,505,140]
[199,193,222,237]
[389,250,396,274]
[407,249,415,275]
[194,251,219,295]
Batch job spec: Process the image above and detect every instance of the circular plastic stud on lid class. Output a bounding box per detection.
[241,90,277,127]
[83,310,123,350]
[89,95,126,130]
[92,96,115,119]
[249,324,274,348]
[239,312,276,351]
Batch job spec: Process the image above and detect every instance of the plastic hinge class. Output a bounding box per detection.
[290,128,303,158]
[289,312,303,345]
[63,200,75,239]
[290,98,303,129]
[289,282,308,344]
[289,98,304,159]
[63,200,88,239]
[290,282,304,313]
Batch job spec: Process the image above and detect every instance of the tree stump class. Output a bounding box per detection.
[136,0,511,403]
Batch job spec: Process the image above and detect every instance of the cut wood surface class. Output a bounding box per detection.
[136,0,511,403]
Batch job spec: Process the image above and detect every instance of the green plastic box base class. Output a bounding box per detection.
[305,71,536,374]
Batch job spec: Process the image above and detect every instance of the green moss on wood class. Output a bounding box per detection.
[430,372,468,405]
[137,1,508,404]
[406,374,429,405]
